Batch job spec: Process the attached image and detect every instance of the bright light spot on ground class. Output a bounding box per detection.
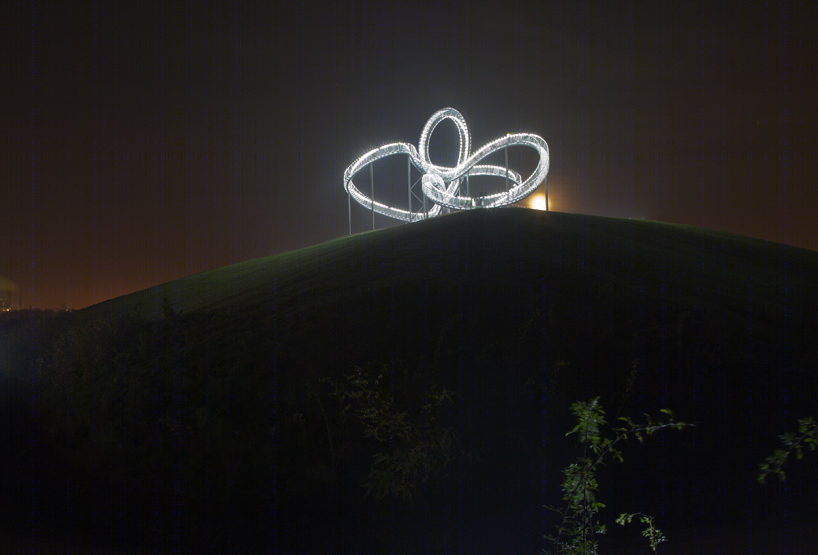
[530,195,547,211]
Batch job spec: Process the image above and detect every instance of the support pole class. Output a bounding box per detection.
[407,156,412,222]
[504,142,509,194]
[370,163,375,230]
[348,186,352,235]
[423,185,428,219]
[545,175,549,212]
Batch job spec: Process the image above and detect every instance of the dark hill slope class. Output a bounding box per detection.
[85,207,817,322]
[3,208,817,554]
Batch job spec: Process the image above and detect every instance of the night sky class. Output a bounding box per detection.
[4,1,816,310]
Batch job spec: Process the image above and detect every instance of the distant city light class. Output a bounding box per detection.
[343,108,549,231]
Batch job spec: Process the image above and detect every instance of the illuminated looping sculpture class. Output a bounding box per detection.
[343,108,549,225]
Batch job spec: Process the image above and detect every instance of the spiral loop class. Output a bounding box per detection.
[343,108,549,222]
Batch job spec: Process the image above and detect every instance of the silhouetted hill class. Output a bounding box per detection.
[2,208,817,554]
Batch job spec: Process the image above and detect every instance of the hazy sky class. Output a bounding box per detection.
[4,1,816,309]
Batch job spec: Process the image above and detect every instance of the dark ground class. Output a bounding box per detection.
[2,208,817,553]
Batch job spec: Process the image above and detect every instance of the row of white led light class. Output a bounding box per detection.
[343,108,549,222]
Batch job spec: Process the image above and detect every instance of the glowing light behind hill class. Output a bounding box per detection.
[530,195,547,211]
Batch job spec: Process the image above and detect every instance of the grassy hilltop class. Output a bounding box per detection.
[2,207,817,554]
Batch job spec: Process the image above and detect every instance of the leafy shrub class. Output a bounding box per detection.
[758,416,818,484]
[332,363,457,500]
[544,397,689,555]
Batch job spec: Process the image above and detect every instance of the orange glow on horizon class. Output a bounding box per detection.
[529,194,547,211]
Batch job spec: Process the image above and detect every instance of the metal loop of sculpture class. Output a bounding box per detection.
[343,108,550,223]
